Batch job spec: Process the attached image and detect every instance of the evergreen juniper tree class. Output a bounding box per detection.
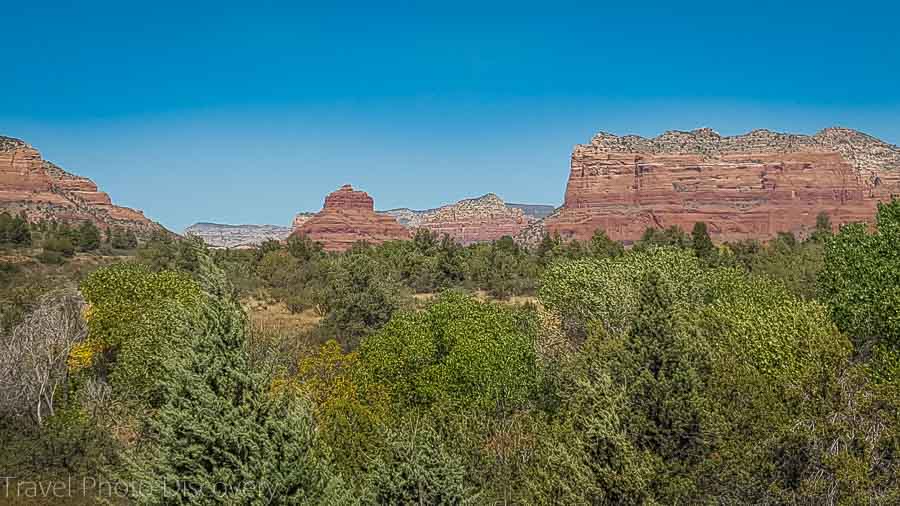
[691,222,715,262]
[611,271,710,501]
[125,247,347,505]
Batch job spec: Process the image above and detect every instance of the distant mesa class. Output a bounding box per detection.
[545,127,900,243]
[0,135,164,234]
[290,184,410,252]
[382,194,556,245]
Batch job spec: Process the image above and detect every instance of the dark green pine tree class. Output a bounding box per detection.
[3,212,32,246]
[536,232,560,264]
[810,211,833,243]
[691,222,715,262]
[589,228,624,258]
[614,271,710,501]
[126,249,346,505]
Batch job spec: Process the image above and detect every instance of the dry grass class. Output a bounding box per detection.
[414,291,540,307]
[243,297,322,337]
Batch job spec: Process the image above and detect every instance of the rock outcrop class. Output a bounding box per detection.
[546,127,900,243]
[185,222,293,249]
[291,184,410,251]
[383,194,553,245]
[0,135,163,234]
[291,212,314,231]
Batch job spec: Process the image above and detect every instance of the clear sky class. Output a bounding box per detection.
[2,1,898,232]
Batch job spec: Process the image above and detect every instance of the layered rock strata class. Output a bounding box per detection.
[291,184,410,251]
[546,127,900,243]
[0,135,162,233]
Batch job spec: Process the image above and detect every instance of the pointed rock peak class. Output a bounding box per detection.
[338,184,355,191]
[591,131,620,142]
[691,127,721,138]
[475,192,502,201]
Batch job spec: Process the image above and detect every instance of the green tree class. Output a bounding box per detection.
[538,248,854,502]
[0,212,10,243]
[363,418,470,505]
[287,233,324,262]
[634,226,690,251]
[42,236,75,257]
[588,229,624,258]
[317,254,409,348]
[821,199,900,353]
[614,272,709,500]
[359,293,539,413]
[0,212,32,246]
[123,252,347,505]
[690,221,715,262]
[810,211,833,243]
[78,263,205,404]
[77,221,101,251]
[109,226,138,249]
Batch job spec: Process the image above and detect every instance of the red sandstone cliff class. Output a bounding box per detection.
[291,185,410,252]
[0,135,163,234]
[545,127,900,243]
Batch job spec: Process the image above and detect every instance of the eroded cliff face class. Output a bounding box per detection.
[383,194,551,245]
[291,184,410,252]
[546,127,900,243]
[0,135,163,233]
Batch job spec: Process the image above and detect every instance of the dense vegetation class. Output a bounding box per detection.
[2,204,899,504]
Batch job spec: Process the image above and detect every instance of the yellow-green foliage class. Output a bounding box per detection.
[279,339,390,473]
[537,249,858,503]
[822,199,900,357]
[359,292,539,412]
[540,248,704,336]
[694,268,850,381]
[541,249,849,382]
[78,263,204,402]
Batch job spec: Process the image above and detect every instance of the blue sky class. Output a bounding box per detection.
[2,1,897,232]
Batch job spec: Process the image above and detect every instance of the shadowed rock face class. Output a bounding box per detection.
[291,184,410,252]
[0,135,163,233]
[546,127,900,243]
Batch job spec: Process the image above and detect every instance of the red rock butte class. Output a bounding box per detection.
[0,135,162,233]
[545,127,900,243]
[383,193,536,245]
[291,184,410,252]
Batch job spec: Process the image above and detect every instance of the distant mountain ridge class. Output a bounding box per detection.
[189,193,558,249]
[185,222,292,248]
[380,193,555,245]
